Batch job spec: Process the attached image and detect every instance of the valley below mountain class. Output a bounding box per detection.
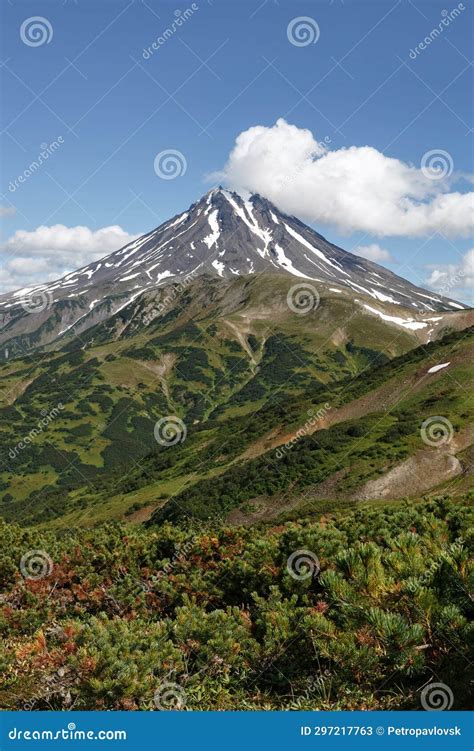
[0,188,472,714]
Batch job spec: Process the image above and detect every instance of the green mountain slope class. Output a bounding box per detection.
[1,270,471,529]
[148,324,474,525]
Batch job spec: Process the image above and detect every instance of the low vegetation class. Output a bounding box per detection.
[0,497,472,710]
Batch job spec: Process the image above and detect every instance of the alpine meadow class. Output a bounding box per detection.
[0,0,473,728]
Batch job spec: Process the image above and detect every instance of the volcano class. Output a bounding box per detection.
[0,188,468,359]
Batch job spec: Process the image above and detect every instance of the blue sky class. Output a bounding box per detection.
[0,0,473,301]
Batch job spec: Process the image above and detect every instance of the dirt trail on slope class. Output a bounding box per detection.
[355,452,461,501]
[223,319,256,364]
[2,376,35,405]
[138,353,176,398]
[356,425,473,500]
[229,426,473,526]
[239,373,417,461]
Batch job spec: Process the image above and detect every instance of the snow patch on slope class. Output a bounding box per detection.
[427,362,450,373]
[211,259,225,276]
[273,244,313,278]
[370,289,400,304]
[362,304,428,330]
[284,224,345,274]
[203,210,220,249]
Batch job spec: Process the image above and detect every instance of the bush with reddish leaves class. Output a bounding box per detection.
[0,497,472,710]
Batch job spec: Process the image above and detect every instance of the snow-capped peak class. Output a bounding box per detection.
[0,190,467,329]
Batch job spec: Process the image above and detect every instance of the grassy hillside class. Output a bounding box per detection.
[0,273,472,528]
[0,274,472,713]
[149,325,473,524]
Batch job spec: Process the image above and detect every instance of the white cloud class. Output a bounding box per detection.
[0,206,16,217]
[354,244,394,263]
[0,224,139,294]
[7,257,51,274]
[3,224,137,258]
[425,248,474,304]
[214,118,474,238]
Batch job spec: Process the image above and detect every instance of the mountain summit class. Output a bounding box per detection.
[0,188,468,358]
[0,190,472,525]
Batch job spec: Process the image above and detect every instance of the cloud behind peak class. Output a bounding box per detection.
[213,118,473,238]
